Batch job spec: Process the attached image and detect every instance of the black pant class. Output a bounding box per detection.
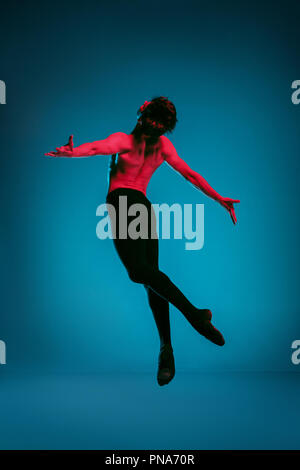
[105,187,199,345]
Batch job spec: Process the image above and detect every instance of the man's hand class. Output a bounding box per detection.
[219,197,240,225]
[45,135,74,157]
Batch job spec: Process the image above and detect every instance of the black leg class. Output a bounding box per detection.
[144,285,171,348]
[143,227,172,348]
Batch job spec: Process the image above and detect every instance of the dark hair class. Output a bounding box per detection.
[130,96,178,144]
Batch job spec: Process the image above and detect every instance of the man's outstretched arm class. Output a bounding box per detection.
[45,132,132,157]
[161,136,240,224]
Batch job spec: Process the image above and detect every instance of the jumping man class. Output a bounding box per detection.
[45,96,240,386]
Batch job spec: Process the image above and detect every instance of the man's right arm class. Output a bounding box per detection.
[161,135,223,202]
[161,136,240,224]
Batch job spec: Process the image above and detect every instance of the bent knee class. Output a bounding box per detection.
[128,266,157,284]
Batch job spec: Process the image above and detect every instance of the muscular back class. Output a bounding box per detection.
[45,131,239,224]
[45,130,196,196]
[108,134,166,196]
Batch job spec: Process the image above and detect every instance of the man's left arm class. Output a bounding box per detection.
[45,132,132,157]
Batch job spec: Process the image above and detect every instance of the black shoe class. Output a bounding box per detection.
[196,308,212,321]
[188,309,225,346]
[157,344,175,386]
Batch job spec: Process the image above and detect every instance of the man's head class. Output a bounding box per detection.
[136,96,178,140]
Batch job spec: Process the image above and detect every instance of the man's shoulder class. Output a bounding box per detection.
[118,132,134,145]
[108,132,133,152]
[111,131,130,140]
[160,135,174,158]
[160,135,171,144]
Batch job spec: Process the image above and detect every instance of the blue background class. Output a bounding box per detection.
[1,0,300,450]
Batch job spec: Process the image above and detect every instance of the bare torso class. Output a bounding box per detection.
[107,134,165,197]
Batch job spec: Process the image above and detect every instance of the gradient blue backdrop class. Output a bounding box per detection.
[1,0,300,450]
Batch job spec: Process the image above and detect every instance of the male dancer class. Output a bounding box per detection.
[45,96,240,386]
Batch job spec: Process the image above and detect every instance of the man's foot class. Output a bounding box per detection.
[196,308,212,321]
[188,309,225,346]
[157,344,175,386]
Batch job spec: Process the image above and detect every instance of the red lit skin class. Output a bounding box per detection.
[45,133,240,224]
